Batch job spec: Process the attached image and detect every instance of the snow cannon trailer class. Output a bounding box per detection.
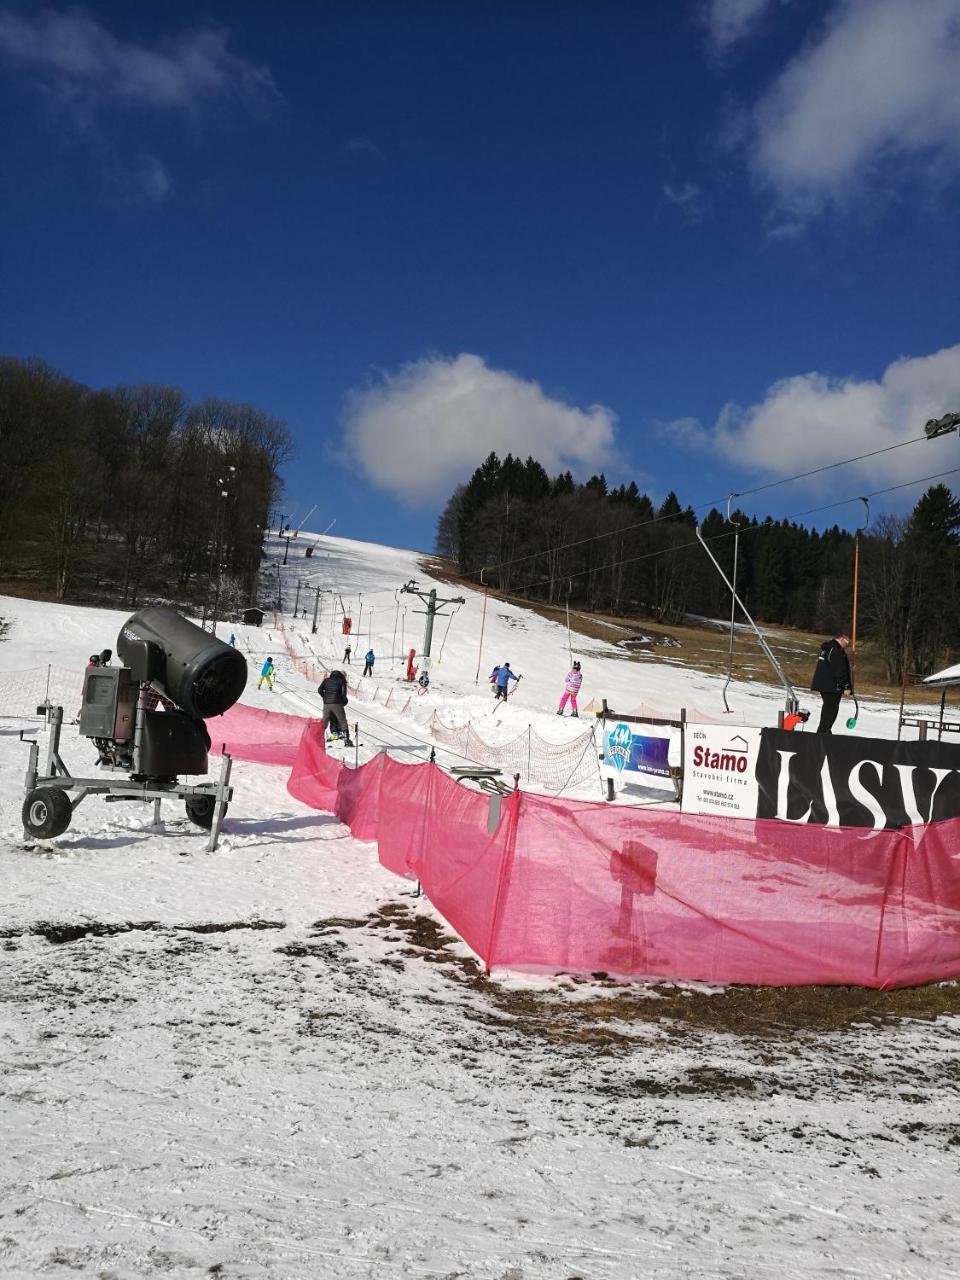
[21,608,246,850]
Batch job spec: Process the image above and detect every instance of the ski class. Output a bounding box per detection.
[491,674,521,714]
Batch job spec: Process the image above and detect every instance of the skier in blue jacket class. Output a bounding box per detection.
[493,662,519,701]
[363,649,375,676]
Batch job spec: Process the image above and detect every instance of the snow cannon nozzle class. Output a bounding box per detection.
[116,606,248,719]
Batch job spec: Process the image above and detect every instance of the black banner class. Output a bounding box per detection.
[756,729,960,829]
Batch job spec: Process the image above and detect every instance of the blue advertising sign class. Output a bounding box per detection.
[604,723,671,778]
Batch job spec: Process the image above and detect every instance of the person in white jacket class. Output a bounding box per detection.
[557,661,583,717]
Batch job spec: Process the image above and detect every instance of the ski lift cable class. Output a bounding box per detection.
[517,464,960,593]
[786,464,960,521]
[480,432,930,577]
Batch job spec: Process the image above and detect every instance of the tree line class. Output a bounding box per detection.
[437,453,960,682]
[0,356,292,613]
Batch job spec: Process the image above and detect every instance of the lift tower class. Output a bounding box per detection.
[400,580,465,660]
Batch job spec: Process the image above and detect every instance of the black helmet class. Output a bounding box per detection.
[88,653,100,666]
[573,660,581,670]
[100,649,112,663]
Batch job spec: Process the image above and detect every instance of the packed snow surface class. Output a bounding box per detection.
[1,530,958,1278]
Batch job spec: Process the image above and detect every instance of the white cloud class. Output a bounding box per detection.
[341,136,386,163]
[0,7,279,118]
[342,354,618,505]
[751,0,960,213]
[662,181,706,222]
[110,151,172,204]
[657,416,712,451]
[703,344,960,492]
[703,0,780,51]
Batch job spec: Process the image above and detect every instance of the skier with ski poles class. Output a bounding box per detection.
[493,662,520,702]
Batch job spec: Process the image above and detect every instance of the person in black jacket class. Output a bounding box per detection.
[810,633,852,733]
[318,669,353,746]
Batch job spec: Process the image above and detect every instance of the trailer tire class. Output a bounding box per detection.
[22,788,72,839]
[185,795,222,830]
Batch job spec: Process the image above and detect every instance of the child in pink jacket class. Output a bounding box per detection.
[557,661,583,717]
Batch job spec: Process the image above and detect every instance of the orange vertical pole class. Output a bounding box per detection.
[851,498,869,687]
[474,588,489,684]
[855,529,865,680]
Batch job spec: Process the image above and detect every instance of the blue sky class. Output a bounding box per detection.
[2,0,960,550]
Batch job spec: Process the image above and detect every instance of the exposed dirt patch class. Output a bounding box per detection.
[316,902,960,1047]
[616,631,681,651]
[180,919,285,935]
[1,919,286,944]
[598,1066,765,1098]
[310,916,371,932]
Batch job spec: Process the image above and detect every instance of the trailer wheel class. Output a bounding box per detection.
[22,788,72,839]
[185,795,222,830]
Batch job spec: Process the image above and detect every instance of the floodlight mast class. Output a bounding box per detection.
[695,524,800,715]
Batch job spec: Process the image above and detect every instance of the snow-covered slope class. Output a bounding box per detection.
[1,534,958,1279]
[260,528,908,752]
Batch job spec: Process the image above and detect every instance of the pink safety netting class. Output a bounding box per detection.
[497,795,960,988]
[208,702,309,767]
[209,703,960,988]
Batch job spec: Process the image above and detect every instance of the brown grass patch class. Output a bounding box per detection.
[318,903,960,1049]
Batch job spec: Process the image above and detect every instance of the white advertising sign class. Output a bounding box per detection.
[681,723,763,819]
[600,721,682,793]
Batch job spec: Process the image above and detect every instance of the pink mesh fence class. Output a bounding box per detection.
[211,702,960,988]
[498,795,960,988]
[209,702,309,766]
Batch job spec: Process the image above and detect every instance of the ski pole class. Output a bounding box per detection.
[846,694,860,731]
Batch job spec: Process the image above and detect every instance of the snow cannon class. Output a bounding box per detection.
[117,607,247,719]
[25,608,244,848]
